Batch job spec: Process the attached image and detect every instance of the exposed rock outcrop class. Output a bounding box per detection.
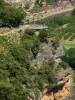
[42,67,73,100]
[31,38,65,68]
[30,37,74,100]
[30,38,74,100]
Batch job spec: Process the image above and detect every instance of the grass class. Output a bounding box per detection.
[63,41,75,49]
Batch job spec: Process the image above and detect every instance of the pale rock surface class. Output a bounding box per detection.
[42,67,73,100]
[31,38,65,68]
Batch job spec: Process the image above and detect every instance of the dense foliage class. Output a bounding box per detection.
[39,29,48,42]
[34,0,56,8]
[72,8,75,16]
[0,0,24,27]
[0,28,59,99]
[64,48,75,69]
[0,2,75,99]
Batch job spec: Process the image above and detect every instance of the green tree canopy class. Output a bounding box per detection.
[65,48,75,69]
[0,0,24,27]
[39,29,48,43]
[0,81,17,100]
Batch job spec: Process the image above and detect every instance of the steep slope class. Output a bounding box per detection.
[42,68,73,100]
[30,38,74,100]
[0,26,75,100]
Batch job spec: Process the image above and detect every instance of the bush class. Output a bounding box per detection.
[10,45,30,68]
[0,81,17,100]
[72,8,75,16]
[0,1,24,27]
[38,62,55,90]
[39,29,48,43]
[64,48,75,69]
[58,61,69,69]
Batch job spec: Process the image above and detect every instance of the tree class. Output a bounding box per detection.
[0,0,4,7]
[24,29,35,36]
[23,29,40,58]
[8,7,24,26]
[31,39,40,58]
[0,2,24,27]
[64,48,75,69]
[38,62,55,90]
[39,29,48,43]
[0,69,9,80]
[72,8,75,16]
[0,81,17,100]
[10,45,30,69]
[58,61,69,69]
[23,29,35,40]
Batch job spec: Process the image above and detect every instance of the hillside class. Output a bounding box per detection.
[0,0,75,100]
[0,27,73,100]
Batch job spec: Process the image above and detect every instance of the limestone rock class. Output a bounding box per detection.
[42,67,74,100]
[31,42,53,68]
[55,42,65,58]
[55,67,73,83]
[29,91,35,100]
[31,39,65,68]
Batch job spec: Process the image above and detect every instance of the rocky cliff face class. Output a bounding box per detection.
[31,38,65,69]
[30,37,74,100]
[42,67,73,100]
[1,27,74,100]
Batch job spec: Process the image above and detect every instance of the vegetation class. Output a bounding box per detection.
[64,48,75,69]
[72,8,75,16]
[34,0,56,8]
[45,0,56,4]
[39,29,48,43]
[0,28,55,99]
[37,9,75,84]
[38,62,55,90]
[0,26,69,99]
[57,61,69,69]
[70,34,75,41]
[0,0,4,6]
[37,9,75,42]
[0,0,75,98]
[63,42,75,49]
[37,17,64,30]
[0,0,24,27]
